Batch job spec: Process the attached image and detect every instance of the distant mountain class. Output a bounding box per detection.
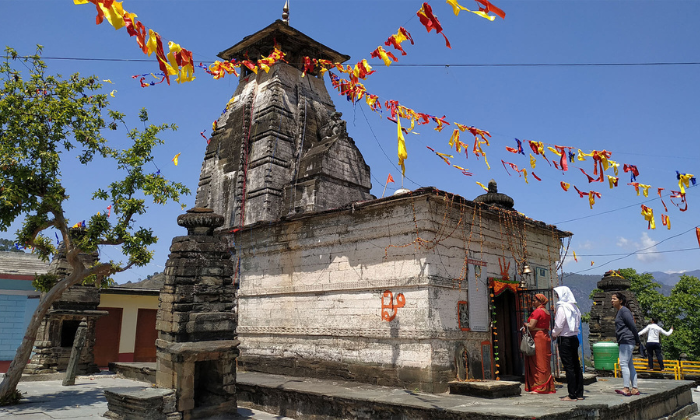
[560,272,601,314]
[116,272,165,290]
[649,270,700,286]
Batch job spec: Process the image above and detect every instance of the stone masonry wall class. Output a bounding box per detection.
[231,190,565,392]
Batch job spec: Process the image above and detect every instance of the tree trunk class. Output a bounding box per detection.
[0,270,85,402]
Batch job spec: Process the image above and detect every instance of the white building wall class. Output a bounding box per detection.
[233,191,567,391]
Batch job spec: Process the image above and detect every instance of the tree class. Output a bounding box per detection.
[0,238,23,252]
[0,46,190,404]
[617,268,700,360]
[658,275,700,360]
[619,268,664,320]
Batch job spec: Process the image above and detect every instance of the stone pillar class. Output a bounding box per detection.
[62,319,87,386]
[588,270,644,347]
[156,208,238,420]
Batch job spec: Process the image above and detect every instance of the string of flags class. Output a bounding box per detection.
[74,0,700,258]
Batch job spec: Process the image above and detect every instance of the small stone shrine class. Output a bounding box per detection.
[155,208,238,419]
[25,241,106,375]
[588,270,644,346]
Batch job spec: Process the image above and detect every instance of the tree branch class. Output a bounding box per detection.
[111,261,135,274]
[83,262,116,279]
[96,239,125,246]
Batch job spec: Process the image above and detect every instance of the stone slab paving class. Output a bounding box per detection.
[0,374,291,419]
[2,372,698,419]
[689,386,700,420]
[237,371,699,419]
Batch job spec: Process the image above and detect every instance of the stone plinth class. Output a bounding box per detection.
[448,380,521,398]
[104,387,179,420]
[156,340,239,417]
[237,371,698,420]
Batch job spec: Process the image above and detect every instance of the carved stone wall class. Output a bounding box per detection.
[588,271,644,347]
[195,24,373,229]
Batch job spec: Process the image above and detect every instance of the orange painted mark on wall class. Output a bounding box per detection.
[498,257,511,280]
[381,290,406,321]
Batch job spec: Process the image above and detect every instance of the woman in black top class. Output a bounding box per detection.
[612,292,640,396]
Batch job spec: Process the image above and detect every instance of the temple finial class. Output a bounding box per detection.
[282,0,289,25]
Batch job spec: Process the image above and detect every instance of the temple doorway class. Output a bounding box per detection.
[494,289,523,379]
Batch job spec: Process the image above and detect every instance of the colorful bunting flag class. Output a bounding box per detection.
[641,205,655,229]
[384,27,414,56]
[417,2,451,48]
[397,118,407,176]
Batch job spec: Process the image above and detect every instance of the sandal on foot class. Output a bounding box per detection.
[615,389,631,396]
[560,396,577,401]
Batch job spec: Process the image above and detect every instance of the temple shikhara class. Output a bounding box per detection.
[195,20,373,226]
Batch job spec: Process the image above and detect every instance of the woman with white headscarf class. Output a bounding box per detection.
[551,286,584,401]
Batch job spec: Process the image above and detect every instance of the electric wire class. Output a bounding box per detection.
[553,184,697,225]
[6,56,700,68]
[574,247,698,257]
[359,103,423,189]
[563,225,699,277]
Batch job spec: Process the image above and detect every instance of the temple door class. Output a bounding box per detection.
[133,309,157,362]
[494,290,521,378]
[93,307,122,367]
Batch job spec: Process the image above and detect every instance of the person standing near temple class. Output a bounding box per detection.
[551,286,584,401]
[523,294,556,394]
[638,318,673,371]
[612,292,641,396]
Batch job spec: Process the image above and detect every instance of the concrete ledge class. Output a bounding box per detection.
[18,371,115,382]
[104,387,178,420]
[448,380,521,398]
[18,372,66,382]
[237,371,698,420]
[555,372,598,385]
[109,362,157,384]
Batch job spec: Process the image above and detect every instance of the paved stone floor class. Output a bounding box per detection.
[1,372,698,419]
[0,373,291,419]
[689,386,700,420]
[237,371,700,420]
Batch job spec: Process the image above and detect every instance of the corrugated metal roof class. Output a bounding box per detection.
[0,251,51,276]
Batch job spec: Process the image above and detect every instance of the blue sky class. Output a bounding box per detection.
[2,0,699,283]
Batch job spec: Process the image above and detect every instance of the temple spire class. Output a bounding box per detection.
[282,0,289,25]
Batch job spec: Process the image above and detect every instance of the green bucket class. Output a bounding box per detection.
[592,342,619,371]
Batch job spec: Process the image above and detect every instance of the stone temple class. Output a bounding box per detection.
[188,18,571,394]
